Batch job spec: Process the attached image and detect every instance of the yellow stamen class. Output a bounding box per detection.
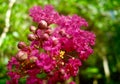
[60,51,65,59]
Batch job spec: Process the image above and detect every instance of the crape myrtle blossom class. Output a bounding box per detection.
[7,5,95,84]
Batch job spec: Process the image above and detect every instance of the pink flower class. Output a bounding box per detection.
[7,57,20,70]
[7,72,20,84]
[29,5,59,24]
[7,5,95,84]
[36,53,56,72]
[60,37,74,52]
[59,58,82,80]
[43,38,61,56]
[26,76,43,84]
[69,81,76,84]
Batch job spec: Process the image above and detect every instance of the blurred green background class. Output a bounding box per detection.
[0,0,120,84]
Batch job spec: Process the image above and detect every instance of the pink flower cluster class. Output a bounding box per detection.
[7,5,95,84]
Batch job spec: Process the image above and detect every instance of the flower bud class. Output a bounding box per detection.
[17,42,27,49]
[29,26,36,33]
[42,33,49,40]
[38,20,48,29]
[51,37,59,45]
[16,51,28,61]
[28,34,36,41]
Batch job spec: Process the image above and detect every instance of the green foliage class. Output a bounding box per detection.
[37,72,47,79]
[19,77,26,84]
[0,0,120,83]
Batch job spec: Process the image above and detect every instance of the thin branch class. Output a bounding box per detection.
[93,79,98,84]
[0,0,16,47]
[102,56,110,79]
